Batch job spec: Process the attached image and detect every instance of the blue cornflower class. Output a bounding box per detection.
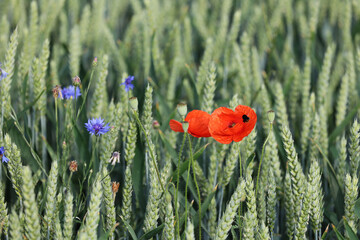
[0,147,9,163]
[0,63,8,82]
[61,86,81,99]
[120,75,135,92]
[85,117,110,136]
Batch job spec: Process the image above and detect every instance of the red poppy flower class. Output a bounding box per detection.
[208,105,257,144]
[169,110,211,138]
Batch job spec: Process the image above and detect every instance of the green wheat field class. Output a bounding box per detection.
[0,0,359,239]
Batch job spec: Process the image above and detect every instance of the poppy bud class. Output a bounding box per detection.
[182,121,189,132]
[267,110,275,123]
[165,192,172,202]
[129,97,138,111]
[177,103,187,118]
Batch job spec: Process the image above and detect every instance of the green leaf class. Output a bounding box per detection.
[343,218,358,240]
[120,217,138,240]
[139,224,164,240]
[329,101,360,143]
[332,224,345,240]
[192,188,216,228]
[354,198,360,220]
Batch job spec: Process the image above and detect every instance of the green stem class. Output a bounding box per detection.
[255,123,273,198]
[55,99,59,161]
[238,148,242,240]
[184,142,192,234]
[133,110,164,192]
[188,134,201,239]
[175,131,187,239]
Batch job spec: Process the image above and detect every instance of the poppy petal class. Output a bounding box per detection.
[209,105,257,144]
[211,134,233,144]
[186,110,211,137]
[169,119,184,132]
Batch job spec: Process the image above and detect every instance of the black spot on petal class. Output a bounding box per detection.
[242,114,250,123]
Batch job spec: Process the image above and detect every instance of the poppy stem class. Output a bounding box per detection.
[175,131,187,238]
[187,134,202,240]
[255,123,273,198]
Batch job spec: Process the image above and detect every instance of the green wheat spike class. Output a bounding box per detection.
[183,17,194,64]
[308,160,324,236]
[344,174,358,236]
[53,211,63,240]
[0,16,9,58]
[19,1,39,81]
[197,38,214,94]
[215,179,246,240]
[257,177,267,224]
[23,166,41,240]
[213,0,231,61]
[289,66,300,124]
[284,168,295,239]
[267,168,277,236]
[69,25,81,77]
[345,52,357,109]
[244,177,258,236]
[222,141,240,186]
[121,166,133,230]
[90,54,109,118]
[244,128,257,178]
[337,135,347,187]
[83,177,102,239]
[9,208,21,240]
[44,161,58,238]
[268,129,283,192]
[318,105,329,158]
[349,118,360,176]
[185,218,195,240]
[274,82,290,130]
[309,113,320,160]
[242,211,255,240]
[161,192,175,240]
[80,4,91,45]
[101,167,116,240]
[141,84,153,141]
[39,0,65,39]
[336,73,349,127]
[63,191,73,240]
[201,62,217,114]
[208,198,217,238]
[282,126,306,218]
[4,134,23,199]
[2,27,18,118]
[258,221,271,240]
[316,44,335,111]
[143,139,162,234]
[295,182,311,240]
[0,182,8,236]
[159,160,172,221]
[33,39,49,115]
[301,93,315,157]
